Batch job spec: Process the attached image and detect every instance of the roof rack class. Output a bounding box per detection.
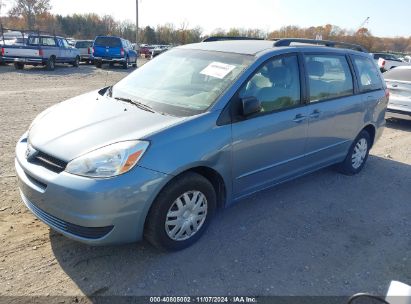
[203,36,264,42]
[273,38,368,53]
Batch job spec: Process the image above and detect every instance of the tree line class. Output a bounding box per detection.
[1,0,411,52]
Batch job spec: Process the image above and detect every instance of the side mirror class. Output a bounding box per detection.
[241,96,262,116]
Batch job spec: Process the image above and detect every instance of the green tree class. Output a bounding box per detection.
[9,0,51,29]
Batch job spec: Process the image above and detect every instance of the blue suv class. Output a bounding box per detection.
[15,38,388,251]
[93,36,138,69]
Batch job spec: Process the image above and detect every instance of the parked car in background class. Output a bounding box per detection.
[372,52,411,72]
[2,35,80,70]
[151,45,169,58]
[15,38,388,251]
[93,36,138,69]
[139,45,154,58]
[383,66,411,119]
[75,40,94,64]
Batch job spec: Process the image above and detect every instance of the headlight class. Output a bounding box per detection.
[65,141,149,178]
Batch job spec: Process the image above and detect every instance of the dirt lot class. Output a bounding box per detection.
[1,62,411,299]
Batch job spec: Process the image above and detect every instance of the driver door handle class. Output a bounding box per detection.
[293,114,307,123]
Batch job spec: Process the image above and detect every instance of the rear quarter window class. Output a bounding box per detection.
[94,37,121,47]
[353,56,384,92]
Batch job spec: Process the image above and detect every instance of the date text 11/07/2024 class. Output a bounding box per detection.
[149,296,258,303]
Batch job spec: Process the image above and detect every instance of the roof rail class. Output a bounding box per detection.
[203,36,264,42]
[273,38,368,53]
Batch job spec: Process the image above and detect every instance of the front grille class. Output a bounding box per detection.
[24,197,114,239]
[30,151,68,173]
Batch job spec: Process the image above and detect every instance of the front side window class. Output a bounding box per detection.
[353,56,383,92]
[112,49,253,116]
[61,39,69,48]
[239,55,301,113]
[305,54,354,102]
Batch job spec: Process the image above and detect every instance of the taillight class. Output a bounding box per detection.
[39,49,44,56]
[92,47,95,55]
[120,48,125,56]
[1,47,4,56]
[385,88,390,99]
[381,59,386,67]
[88,47,91,54]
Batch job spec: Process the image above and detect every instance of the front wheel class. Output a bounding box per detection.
[144,172,216,251]
[338,130,371,175]
[46,57,55,71]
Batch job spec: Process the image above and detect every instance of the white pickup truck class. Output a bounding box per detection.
[1,35,80,70]
[372,52,411,72]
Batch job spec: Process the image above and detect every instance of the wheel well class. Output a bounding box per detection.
[184,166,227,209]
[363,124,376,147]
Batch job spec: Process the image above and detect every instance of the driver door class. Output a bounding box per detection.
[231,54,309,199]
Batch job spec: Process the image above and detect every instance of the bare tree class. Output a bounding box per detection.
[8,0,51,29]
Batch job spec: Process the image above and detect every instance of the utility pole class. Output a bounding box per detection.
[135,0,139,48]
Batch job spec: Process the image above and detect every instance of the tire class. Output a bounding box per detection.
[132,61,137,68]
[338,130,371,175]
[14,62,24,70]
[123,57,129,69]
[95,61,102,68]
[145,172,217,251]
[72,56,80,67]
[46,57,55,71]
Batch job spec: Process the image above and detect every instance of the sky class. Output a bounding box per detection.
[1,0,411,37]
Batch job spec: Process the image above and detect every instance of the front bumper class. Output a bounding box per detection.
[15,133,170,245]
[80,55,93,61]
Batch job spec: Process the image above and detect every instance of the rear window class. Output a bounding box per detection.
[75,41,93,48]
[384,68,411,82]
[94,37,121,47]
[353,56,384,92]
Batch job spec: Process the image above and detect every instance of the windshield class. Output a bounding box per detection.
[111,48,253,116]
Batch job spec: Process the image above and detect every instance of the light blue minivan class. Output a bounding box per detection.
[15,38,389,251]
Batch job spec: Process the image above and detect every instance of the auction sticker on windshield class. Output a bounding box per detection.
[200,62,236,79]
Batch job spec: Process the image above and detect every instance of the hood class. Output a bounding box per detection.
[28,90,185,161]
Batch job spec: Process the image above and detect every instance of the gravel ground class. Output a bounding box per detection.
[0,62,411,300]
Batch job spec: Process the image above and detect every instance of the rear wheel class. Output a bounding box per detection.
[14,62,24,70]
[338,130,371,175]
[145,172,216,251]
[123,57,129,69]
[46,56,55,71]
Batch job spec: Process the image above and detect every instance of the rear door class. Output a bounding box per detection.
[231,53,309,199]
[302,53,362,169]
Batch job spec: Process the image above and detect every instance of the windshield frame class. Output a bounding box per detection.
[110,48,255,117]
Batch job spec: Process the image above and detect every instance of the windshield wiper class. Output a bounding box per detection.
[113,96,156,113]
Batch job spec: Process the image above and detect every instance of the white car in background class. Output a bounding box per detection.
[373,52,411,72]
[383,66,411,119]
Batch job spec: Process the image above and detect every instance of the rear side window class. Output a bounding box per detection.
[383,68,411,82]
[353,56,383,92]
[305,54,354,102]
[94,37,121,47]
